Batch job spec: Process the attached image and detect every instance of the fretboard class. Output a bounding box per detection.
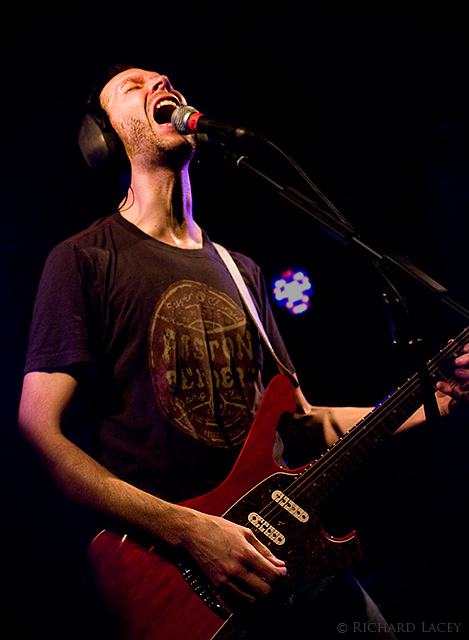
[290,326,469,507]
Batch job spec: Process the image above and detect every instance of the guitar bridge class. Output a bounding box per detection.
[178,561,230,621]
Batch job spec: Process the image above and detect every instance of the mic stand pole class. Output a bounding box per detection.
[228,151,469,424]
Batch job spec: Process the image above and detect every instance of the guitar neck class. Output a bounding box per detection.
[294,326,469,507]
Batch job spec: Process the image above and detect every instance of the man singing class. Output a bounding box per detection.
[18,64,469,638]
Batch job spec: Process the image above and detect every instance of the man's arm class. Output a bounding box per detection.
[289,346,469,450]
[18,370,286,602]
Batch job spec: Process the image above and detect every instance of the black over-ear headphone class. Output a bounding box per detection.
[78,84,130,175]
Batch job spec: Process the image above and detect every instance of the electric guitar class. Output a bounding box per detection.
[87,327,469,640]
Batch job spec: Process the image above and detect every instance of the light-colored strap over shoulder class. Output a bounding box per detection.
[213,242,297,388]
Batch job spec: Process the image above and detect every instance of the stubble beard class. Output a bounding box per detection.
[123,116,196,171]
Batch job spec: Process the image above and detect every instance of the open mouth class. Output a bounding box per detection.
[153,98,180,125]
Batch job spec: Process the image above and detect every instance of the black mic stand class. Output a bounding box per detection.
[223,148,469,425]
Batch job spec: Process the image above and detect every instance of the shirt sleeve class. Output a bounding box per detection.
[24,240,98,374]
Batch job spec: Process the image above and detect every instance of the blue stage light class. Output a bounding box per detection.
[272,269,312,315]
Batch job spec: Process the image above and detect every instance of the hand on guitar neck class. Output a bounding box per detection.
[436,343,469,416]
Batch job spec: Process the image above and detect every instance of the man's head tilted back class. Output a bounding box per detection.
[98,66,196,169]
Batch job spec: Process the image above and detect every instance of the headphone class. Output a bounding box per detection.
[78,68,208,176]
[78,84,130,175]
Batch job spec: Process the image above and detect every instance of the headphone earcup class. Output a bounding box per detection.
[78,110,130,174]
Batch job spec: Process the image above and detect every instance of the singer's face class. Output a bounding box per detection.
[100,68,195,165]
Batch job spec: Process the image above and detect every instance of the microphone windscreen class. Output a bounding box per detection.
[171,105,199,133]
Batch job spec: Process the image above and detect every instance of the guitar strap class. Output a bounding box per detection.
[213,242,298,388]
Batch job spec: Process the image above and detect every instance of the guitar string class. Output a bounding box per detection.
[279,328,467,508]
[179,334,464,610]
[247,375,421,528]
[266,328,468,518]
[243,328,469,533]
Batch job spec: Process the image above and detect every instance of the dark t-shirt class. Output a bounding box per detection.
[25,213,293,502]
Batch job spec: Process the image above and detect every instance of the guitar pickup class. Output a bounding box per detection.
[248,513,285,545]
[271,490,310,522]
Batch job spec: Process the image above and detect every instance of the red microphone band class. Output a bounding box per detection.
[186,112,204,132]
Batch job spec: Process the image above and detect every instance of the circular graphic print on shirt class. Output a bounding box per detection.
[148,280,259,447]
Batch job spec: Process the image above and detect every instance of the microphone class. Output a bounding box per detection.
[171,105,256,141]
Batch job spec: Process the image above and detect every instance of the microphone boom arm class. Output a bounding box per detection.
[229,151,469,322]
[227,148,469,426]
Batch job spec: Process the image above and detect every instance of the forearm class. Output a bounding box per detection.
[292,373,458,445]
[22,426,195,546]
[18,372,292,601]
[19,370,196,545]
[20,427,288,600]
[293,379,368,437]
[293,381,371,447]
[297,395,454,444]
[394,391,453,434]
[298,393,455,448]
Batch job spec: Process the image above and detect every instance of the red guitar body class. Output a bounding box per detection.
[87,375,361,639]
[87,327,469,638]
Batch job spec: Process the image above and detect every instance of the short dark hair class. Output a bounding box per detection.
[86,62,136,112]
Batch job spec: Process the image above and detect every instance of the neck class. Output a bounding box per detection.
[119,163,202,249]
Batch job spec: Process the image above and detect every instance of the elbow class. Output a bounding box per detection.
[17,399,35,443]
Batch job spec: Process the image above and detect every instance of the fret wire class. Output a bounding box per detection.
[253,327,469,527]
[289,326,469,502]
[253,377,421,525]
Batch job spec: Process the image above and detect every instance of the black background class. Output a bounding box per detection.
[3,4,469,637]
